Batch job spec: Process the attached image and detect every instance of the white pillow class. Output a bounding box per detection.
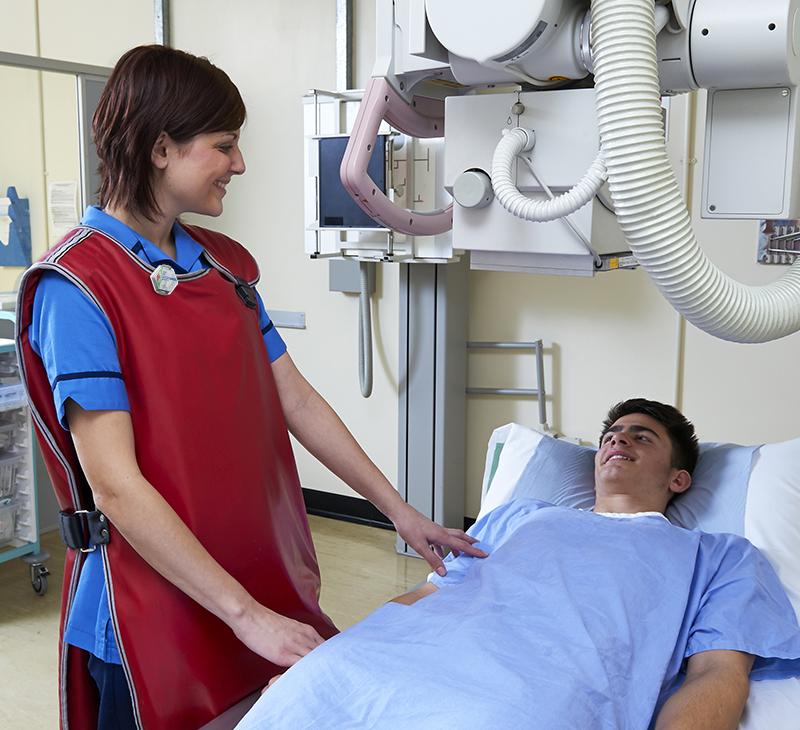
[739,441,800,729]
[479,424,543,519]
[746,441,800,616]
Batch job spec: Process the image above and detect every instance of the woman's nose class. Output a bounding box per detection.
[231,147,246,175]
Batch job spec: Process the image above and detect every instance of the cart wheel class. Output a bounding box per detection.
[30,563,49,596]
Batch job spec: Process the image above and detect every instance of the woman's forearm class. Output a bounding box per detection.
[68,404,254,624]
[94,471,254,624]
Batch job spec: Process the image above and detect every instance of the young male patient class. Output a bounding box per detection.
[236,399,800,729]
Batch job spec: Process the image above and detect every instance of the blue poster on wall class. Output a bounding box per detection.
[0,187,32,267]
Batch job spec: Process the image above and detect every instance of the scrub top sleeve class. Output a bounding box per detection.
[687,534,800,680]
[29,271,130,429]
[429,499,541,588]
[255,289,287,362]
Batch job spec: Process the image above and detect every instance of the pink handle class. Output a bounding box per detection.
[340,77,453,236]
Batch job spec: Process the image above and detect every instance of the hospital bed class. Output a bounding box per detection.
[476,423,800,729]
[199,694,259,730]
[207,425,800,729]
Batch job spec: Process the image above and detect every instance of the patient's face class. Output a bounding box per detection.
[595,413,677,495]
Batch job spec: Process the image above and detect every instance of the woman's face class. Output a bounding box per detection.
[158,130,246,218]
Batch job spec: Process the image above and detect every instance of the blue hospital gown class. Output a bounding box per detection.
[237,500,800,729]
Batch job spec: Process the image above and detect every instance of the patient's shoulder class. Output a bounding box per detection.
[471,498,554,546]
[697,529,763,568]
[697,528,755,549]
[482,497,555,523]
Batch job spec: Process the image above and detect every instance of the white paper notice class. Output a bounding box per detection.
[48,181,79,241]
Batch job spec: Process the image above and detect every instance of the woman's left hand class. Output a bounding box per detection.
[261,674,283,695]
[391,504,488,576]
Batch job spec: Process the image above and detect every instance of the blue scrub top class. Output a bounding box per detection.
[29,207,287,663]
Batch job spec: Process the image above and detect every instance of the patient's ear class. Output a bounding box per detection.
[668,469,692,496]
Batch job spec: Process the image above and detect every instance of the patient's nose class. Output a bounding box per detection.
[611,431,631,446]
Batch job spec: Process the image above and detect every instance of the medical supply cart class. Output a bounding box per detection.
[0,314,49,595]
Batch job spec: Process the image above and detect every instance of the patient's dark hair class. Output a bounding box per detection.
[599,398,699,474]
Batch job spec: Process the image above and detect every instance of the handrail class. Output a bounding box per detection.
[466,340,548,431]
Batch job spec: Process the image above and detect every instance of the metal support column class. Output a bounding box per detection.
[397,259,468,556]
[155,0,171,46]
[76,76,107,211]
[335,0,354,91]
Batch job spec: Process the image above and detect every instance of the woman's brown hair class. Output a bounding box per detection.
[93,45,246,221]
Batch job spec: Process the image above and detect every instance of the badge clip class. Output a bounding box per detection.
[150,264,179,296]
[234,277,257,309]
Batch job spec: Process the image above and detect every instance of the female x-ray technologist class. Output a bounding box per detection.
[16,45,482,730]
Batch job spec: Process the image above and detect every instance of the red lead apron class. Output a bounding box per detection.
[16,225,337,729]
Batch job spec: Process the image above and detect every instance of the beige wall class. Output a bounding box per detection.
[37,0,152,67]
[0,0,37,54]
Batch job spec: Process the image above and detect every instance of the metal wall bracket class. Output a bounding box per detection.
[758,219,800,264]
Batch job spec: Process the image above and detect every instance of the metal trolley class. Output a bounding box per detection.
[0,313,49,595]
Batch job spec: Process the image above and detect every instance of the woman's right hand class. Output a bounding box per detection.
[233,602,325,667]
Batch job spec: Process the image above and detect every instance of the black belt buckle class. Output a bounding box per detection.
[58,509,110,552]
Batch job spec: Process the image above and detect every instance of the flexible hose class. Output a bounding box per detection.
[591,0,800,343]
[491,128,608,222]
[358,262,373,398]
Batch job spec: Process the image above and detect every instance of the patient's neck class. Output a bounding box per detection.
[593,492,667,515]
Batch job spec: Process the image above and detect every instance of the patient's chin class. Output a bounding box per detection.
[596,472,636,490]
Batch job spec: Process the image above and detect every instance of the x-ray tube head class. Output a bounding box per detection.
[425,0,590,86]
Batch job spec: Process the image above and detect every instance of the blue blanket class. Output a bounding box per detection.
[237,500,800,729]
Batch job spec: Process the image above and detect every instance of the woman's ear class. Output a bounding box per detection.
[151,131,171,170]
[669,469,692,496]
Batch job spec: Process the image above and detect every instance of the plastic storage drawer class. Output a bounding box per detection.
[0,455,20,500]
[0,383,26,411]
[0,502,16,546]
[0,422,16,453]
